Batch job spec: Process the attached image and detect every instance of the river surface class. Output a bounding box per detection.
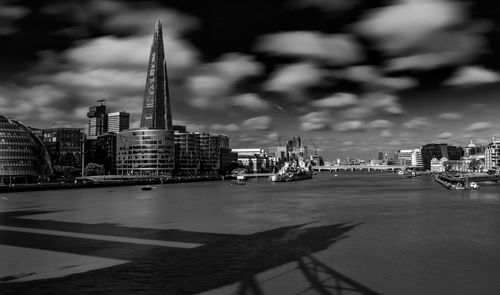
[1,172,500,294]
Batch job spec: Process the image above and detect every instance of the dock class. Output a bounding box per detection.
[435,174,500,190]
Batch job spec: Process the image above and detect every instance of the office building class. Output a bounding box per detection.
[116,128,175,176]
[107,112,130,133]
[0,116,53,182]
[43,128,84,168]
[197,132,223,173]
[87,100,107,136]
[430,157,447,173]
[140,20,172,130]
[219,147,238,173]
[174,129,200,175]
[396,148,422,167]
[97,133,118,174]
[232,148,268,173]
[485,137,500,170]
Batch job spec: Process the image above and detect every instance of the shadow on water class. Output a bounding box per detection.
[1,210,380,294]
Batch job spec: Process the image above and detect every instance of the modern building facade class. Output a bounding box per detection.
[140,20,173,130]
[87,100,107,136]
[0,116,53,181]
[232,148,269,173]
[485,137,500,171]
[97,133,118,174]
[174,130,200,175]
[107,112,130,133]
[43,128,84,169]
[198,132,223,173]
[116,128,175,176]
[396,148,422,167]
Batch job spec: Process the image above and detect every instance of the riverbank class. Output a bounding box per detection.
[0,175,222,193]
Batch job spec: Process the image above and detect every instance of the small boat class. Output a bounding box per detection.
[234,175,246,185]
[406,171,417,178]
[469,182,479,190]
[141,185,153,191]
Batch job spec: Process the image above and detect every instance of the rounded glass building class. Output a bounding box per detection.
[0,116,53,180]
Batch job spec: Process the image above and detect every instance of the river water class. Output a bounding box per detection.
[1,172,500,294]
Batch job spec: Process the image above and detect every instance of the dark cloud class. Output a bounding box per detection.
[1,0,500,158]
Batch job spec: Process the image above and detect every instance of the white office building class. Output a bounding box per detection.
[485,137,500,170]
[107,112,130,133]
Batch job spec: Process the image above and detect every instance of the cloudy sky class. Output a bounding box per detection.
[1,0,500,160]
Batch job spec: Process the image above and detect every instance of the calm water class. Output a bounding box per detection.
[2,172,500,294]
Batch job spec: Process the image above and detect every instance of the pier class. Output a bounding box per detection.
[436,173,500,190]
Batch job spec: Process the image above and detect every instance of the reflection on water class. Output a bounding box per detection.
[467,190,500,201]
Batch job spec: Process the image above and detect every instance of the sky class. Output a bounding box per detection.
[1,0,500,160]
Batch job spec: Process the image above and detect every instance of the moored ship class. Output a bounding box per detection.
[269,160,313,182]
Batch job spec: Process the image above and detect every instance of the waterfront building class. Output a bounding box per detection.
[174,130,200,175]
[430,157,447,173]
[140,20,173,130]
[0,116,53,183]
[232,148,265,157]
[97,133,118,174]
[107,112,130,133]
[87,100,107,136]
[421,144,463,170]
[218,135,230,149]
[232,148,269,173]
[396,148,422,167]
[197,132,224,173]
[485,137,500,171]
[237,154,265,173]
[43,128,84,169]
[219,147,238,174]
[84,136,98,166]
[116,128,175,176]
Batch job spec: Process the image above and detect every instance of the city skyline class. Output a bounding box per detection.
[2,0,500,160]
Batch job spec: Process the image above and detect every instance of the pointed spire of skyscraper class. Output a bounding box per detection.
[140,20,173,130]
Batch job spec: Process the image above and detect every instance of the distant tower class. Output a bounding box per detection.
[140,20,173,130]
[87,100,107,136]
[107,112,130,133]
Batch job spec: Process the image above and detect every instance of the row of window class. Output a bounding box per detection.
[118,155,173,160]
[0,139,34,145]
[0,153,39,160]
[119,145,172,150]
[117,165,174,169]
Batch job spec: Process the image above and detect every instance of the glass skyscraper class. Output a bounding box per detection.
[140,20,173,130]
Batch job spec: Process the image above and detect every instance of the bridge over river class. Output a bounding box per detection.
[312,165,413,172]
